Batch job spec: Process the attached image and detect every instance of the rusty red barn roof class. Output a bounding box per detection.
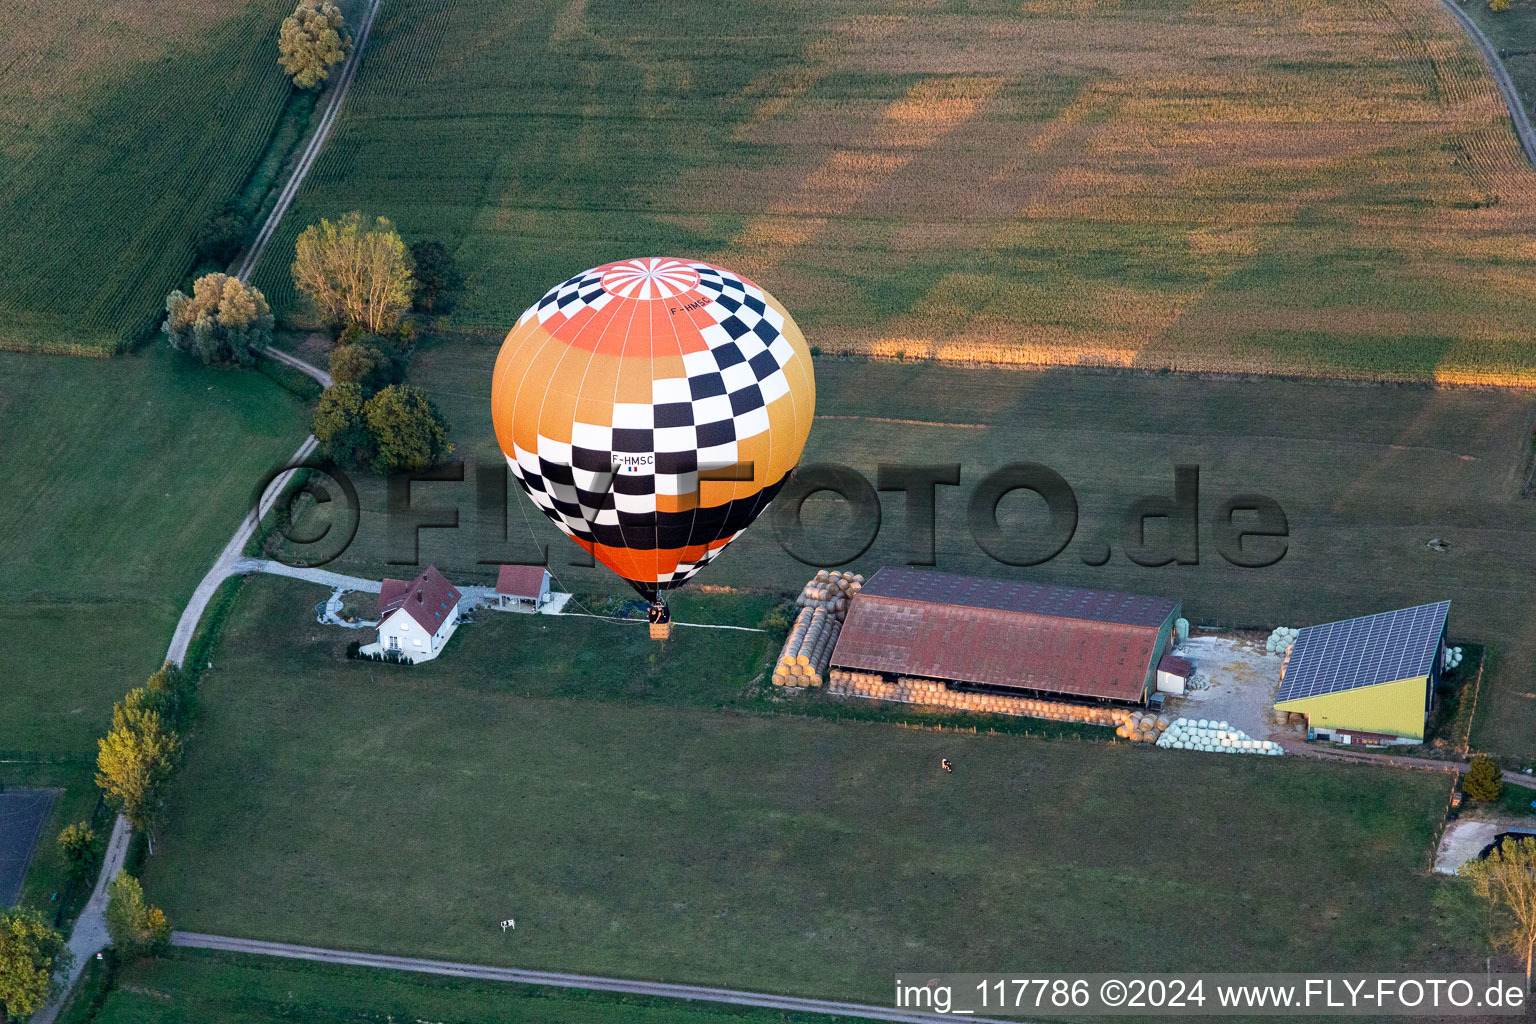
[379,565,461,633]
[829,568,1179,702]
[496,564,548,598]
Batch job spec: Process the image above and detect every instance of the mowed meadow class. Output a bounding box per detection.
[0,0,294,355]
[255,0,1536,382]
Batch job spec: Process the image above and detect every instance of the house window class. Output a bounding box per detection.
[388,635,400,651]
[413,637,423,647]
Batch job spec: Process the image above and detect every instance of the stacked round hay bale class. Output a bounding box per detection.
[776,572,864,685]
[1115,711,1171,743]
[795,570,864,617]
[1154,717,1283,755]
[1264,626,1299,656]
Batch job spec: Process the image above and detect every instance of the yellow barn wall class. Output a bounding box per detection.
[1274,675,1429,740]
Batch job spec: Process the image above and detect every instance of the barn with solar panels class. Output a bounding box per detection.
[1273,601,1450,744]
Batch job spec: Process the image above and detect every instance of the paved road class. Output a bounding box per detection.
[262,344,333,387]
[30,817,133,1024]
[170,933,1011,1024]
[1276,736,1536,791]
[231,0,384,282]
[1438,0,1536,168]
[167,437,320,667]
[235,558,381,593]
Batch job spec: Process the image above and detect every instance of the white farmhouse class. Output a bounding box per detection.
[370,565,462,663]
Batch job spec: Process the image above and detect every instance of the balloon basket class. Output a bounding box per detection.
[650,622,673,640]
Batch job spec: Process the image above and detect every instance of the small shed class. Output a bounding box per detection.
[496,564,552,611]
[1156,654,1193,695]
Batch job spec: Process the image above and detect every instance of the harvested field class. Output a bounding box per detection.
[255,0,1536,381]
[0,0,294,355]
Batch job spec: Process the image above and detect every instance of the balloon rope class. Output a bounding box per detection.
[509,469,636,624]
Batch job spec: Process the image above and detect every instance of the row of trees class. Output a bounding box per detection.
[164,215,459,368]
[95,664,194,854]
[0,668,184,1020]
[0,869,170,1020]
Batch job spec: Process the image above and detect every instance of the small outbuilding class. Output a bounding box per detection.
[1156,654,1194,695]
[1273,600,1450,744]
[372,565,462,663]
[495,564,552,611]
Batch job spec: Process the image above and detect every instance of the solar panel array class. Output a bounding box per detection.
[1276,601,1449,704]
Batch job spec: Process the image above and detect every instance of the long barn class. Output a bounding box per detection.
[828,567,1181,705]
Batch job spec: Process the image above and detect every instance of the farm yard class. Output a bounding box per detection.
[255,0,1536,382]
[140,573,1484,1005]
[267,343,1536,760]
[0,348,307,756]
[0,0,295,355]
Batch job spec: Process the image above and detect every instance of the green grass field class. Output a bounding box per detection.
[0,0,294,355]
[67,949,854,1024]
[254,0,1536,382]
[141,573,1487,1004]
[269,337,1536,759]
[0,348,307,755]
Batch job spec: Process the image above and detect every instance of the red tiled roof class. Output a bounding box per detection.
[378,565,461,633]
[829,568,1178,702]
[496,564,548,598]
[1158,654,1193,678]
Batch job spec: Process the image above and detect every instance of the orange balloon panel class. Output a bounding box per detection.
[491,258,815,597]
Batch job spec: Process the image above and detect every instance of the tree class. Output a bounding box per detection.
[104,873,170,958]
[292,212,414,333]
[1490,0,1511,11]
[163,274,273,366]
[1464,755,1504,802]
[56,823,102,885]
[364,384,453,474]
[0,908,70,1022]
[1462,835,1536,991]
[409,240,463,312]
[95,693,181,853]
[138,663,195,733]
[328,340,399,393]
[278,0,351,89]
[313,382,376,468]
[194,204,249,267]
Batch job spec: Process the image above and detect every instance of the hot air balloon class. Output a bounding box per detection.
[491,258,815,616]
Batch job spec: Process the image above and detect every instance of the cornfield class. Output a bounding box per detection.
[0,0,293,355]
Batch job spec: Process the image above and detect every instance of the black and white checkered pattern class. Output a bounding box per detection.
[524,268,611,326]
[507,260,802,587]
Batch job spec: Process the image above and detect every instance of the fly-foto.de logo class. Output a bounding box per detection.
[254,460,1287,572]
[768,463,1288,571]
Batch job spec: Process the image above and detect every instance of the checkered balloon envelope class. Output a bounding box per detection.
[491,258,816,599]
